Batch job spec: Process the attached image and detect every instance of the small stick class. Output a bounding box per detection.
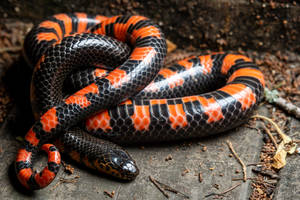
[290,132,299,137]
[293,139,300,143]
[252,181,277,188]
[104,190,115,198]
[61,161,74,174]
[0,46,22,53]
[154,179,190,199]
[226,140,247,182]
[149,176,169,198]
[274,97,300,119]
[232,177,258,181]
[246,162,263,166]
[251,115,285,140]
[50,175,80,190]
[288,90,300,95]
[198,172,203,183]
[204,182,242,198]
[51,181,62,191]
[59,175,80,183]
[261,124,279,149]
[243,125,260,132]
[114,186,121,200]
[264,88,300,119]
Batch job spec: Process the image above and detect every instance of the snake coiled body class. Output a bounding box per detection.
[15,13,265,190]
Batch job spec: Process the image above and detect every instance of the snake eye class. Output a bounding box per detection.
[112,156,122,166]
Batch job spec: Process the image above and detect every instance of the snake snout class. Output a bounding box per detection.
[121,160,139,179]
[110,151,139,180]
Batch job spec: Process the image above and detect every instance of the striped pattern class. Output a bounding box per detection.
[84,53,264,144]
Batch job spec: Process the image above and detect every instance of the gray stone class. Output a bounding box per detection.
[274,117,300,200]
[0,106,268,199]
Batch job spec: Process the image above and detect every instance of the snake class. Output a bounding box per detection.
[15,13,265,190]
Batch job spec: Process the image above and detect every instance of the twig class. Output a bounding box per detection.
[204,182,242,198]
[261,124,279,149]
[252,180,277,188]
[252,167,279,179]
[51,181,62,191]
[198,172,203,183]
[149,176,190,199]
[154,179,190,199]
[50,175,80,190]
[232,177,258,181]
[290,132,300,137]
[290,91,300,95]
[149,176,169,198]
[251,115,285,140]
[61,161,74,174]
[274,81,286,89]
[104,190,115,198]
[243,124,260,132]
[114,186,121,200]
[273,97,300,119]
[0,46,22,53]
[264,88,300,119]
[293,139,300,143]
[246,162,263,166]
[59,175,80,183]
[226,140,247,182]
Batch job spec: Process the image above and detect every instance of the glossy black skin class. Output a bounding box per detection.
[22,13,264,187]
[27,15,166,182]
[58,128,139,180]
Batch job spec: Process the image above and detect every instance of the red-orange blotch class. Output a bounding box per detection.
[131,105,151,131]
[40,107,59,132]
[197,97,224,123]
[167,104,188,129]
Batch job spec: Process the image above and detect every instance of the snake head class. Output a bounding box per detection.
[110,150,139,180]
[97,149,139,181]
[59,129,139,181]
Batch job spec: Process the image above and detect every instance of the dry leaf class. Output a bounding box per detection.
[251,115,297,169]
[272,133,297,169]
[166,39,177,53]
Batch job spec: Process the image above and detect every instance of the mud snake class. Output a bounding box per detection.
[15,13,265,190]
